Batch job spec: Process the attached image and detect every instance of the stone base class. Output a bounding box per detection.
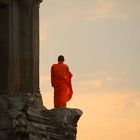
[0,94,83,140]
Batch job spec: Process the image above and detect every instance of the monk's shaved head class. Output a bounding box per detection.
[58,55,65,62]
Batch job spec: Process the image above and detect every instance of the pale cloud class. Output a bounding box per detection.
[74,73,113,93]
[77,78,107,89]
[84,0,128,21]
[74,70,139,94]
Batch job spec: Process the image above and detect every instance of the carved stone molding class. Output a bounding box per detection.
[19,0,43,6]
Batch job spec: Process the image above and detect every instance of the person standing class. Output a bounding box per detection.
[51,55,73,108]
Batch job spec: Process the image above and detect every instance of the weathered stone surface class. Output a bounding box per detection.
[0,94,83,140]
[0,0,43,94]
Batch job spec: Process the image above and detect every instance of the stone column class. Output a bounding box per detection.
[0,1,9,94]
[18,0,42,94]
[8,0,20,93]
[0,0,41,94]
[0,0,42,94]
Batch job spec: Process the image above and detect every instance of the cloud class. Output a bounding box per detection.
[77,78,110,89]
[73,69,140,95]
[74,73,113,94]
[83,0,128,21]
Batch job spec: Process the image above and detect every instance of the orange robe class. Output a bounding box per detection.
[51,62,73,108]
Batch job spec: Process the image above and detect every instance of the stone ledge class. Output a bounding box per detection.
[0,94,83,140]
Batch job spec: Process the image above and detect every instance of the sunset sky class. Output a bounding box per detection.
[39,0,140,140]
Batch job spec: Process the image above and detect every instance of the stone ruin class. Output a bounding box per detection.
[0,0,82,139]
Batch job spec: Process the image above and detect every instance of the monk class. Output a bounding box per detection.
[51,55,73,108]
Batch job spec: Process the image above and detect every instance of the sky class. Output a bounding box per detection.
[39,0,140,140]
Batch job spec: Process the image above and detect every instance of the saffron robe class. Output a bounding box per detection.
[51,62,73,108]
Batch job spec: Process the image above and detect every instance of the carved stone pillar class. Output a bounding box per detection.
[18,0,42,94]
[0,0,42,94]
[0,1,9,94]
